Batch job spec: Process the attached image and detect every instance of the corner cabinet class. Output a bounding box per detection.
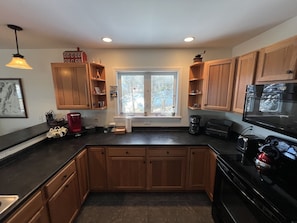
[203,58,236,111]
[188,62,204,109]
[255,36,297,83]
[232,51,258,113]
[51,62,107,110]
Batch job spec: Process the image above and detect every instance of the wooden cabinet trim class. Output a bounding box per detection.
[45,160,76,198]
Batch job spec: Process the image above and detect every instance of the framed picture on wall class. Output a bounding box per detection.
[0,78,28,118]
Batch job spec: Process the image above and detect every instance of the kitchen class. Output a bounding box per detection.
[1,1,297,222]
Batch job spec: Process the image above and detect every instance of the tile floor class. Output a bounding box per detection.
[74,192,214,223]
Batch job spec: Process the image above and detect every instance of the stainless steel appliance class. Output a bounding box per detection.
[212,135,297,222]
[189,115,201,134]
[236,134,264,159]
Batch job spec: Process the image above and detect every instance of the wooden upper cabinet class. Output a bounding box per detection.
[203,58,236,111]
[232,51,258,113]
[51,63,91,109]
[255,36,297,83]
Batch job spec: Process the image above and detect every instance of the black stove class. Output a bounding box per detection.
[213,136,297,223]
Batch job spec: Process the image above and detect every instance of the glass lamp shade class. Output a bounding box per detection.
[6,55,32,70]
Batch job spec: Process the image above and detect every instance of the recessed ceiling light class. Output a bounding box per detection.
[184,37,195,42]
[102,37,112,43]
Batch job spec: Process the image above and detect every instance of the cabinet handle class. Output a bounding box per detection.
[126,151,129,154]
[192,152,195,155]
[166,151,169,154]
[62,175,68,180]
[287,70,294,74]
[101,151,105,155]
[150,160,152,164]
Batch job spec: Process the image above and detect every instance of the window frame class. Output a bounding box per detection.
[115,68,181,118]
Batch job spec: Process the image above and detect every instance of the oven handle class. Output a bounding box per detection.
[217,162,261,208]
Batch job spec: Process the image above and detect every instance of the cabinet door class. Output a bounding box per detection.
[107,156,146,190]
[256,36,297,83]
[47,173,80,223]
[232,51,258,113]
[205,150,217,201]
[203,58,236,111]
[187,147,208,190]
[147,148,186,191]
[88,147,107,191]
[75,149,89,204]
[51,63,91,109]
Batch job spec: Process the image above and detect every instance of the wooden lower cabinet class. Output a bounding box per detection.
[106,147,146,191]
[46,160,80,223]
[88,147,107,191]
[75,149,89,204]
[5,190,49,223]
[187,147,208,190]
[147,147,187,190]
[205,149,217,201]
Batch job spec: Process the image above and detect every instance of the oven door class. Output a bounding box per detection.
[212,161,284,223]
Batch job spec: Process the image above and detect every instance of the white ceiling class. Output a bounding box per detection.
[1,0,297,49]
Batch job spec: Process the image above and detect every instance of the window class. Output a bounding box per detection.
[117,70,178,116]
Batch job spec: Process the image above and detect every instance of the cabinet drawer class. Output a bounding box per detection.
[45,160,76,198]
[148,148,187,156]
[107,147,146,157]
[6,191,44,223]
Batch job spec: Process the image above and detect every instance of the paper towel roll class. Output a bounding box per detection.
[125,118,132,133]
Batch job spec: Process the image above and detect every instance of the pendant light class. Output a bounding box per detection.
[6,24,32,70]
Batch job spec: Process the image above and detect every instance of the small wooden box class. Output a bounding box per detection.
[63,48,87,63]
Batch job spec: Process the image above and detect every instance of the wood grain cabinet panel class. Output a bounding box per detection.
[5,191,49,223]
[88,147,107,191]
[205,149,217,201]
[186,147,208,190]
[75,149,89,204]
[106,147,146,191]
[47,173,80,223]
[147,147,187,191]
[203,58,236,111]
[51,63,91,109]
[232,51,258,113]
[255,36,297,83]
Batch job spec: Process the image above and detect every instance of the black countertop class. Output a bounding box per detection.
[0,129,238,221]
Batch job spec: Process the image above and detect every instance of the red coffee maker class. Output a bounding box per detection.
[67,112,82,133]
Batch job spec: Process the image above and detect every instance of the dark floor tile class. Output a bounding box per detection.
[74,192,214,223]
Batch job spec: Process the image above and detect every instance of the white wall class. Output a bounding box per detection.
[232,16,297,56]
[0,47,231,136]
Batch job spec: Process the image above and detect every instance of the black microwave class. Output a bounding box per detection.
[243,83,297,139]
